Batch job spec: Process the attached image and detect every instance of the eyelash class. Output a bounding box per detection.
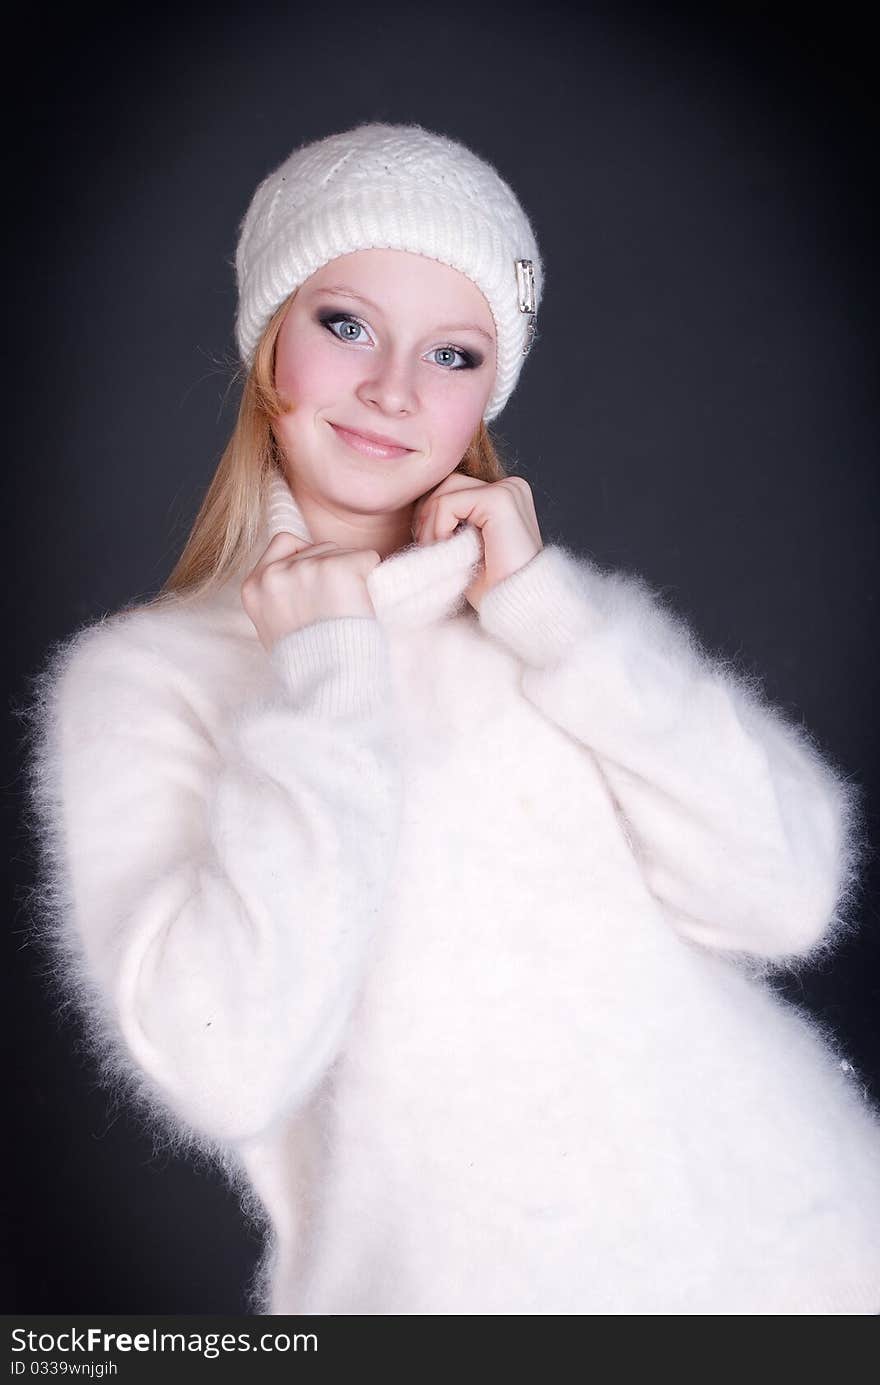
[317,310,480,371]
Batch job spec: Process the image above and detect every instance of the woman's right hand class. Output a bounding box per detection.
[241,531,382,653]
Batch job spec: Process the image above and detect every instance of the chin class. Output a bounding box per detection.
[323,477,414,514]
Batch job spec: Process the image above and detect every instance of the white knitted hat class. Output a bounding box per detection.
[234,122,544,423]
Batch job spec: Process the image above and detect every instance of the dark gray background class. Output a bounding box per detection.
[7,1,878,1313]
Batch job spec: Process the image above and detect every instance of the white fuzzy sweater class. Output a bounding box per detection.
[23,472,880,1315]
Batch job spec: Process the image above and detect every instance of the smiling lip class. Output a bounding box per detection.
[329,422,414,458]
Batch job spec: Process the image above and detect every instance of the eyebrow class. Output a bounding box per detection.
[311,283,496,345]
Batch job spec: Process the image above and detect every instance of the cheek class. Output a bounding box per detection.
[423,377,489,453]
[275,333,356,401]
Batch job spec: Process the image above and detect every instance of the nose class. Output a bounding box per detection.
[356,348,418,417]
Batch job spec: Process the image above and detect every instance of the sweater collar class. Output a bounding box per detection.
[213,471,486,632]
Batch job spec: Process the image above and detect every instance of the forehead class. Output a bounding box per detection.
[303,248,495,331]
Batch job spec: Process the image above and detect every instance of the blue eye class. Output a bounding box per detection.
[320,312,370,345]
[317,310,478,371]
[429,345,476,370]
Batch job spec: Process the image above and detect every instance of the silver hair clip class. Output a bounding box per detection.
[515,258,537,356]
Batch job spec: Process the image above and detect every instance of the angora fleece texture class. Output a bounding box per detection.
[19,471,880,1315]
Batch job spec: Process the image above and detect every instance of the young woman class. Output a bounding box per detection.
[24,121,880,1314]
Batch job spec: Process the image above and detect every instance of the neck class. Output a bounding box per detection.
[290,481,420,561]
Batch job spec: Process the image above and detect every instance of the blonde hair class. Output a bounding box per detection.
[136,289,510,613]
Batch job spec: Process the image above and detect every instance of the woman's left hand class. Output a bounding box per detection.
[412,473,543,610]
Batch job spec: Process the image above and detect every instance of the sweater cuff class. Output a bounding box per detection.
[477,544,598,667]
[269,616,391,718]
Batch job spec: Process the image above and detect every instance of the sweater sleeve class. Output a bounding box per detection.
[22,612,402,1147]
[476,544,866,963]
